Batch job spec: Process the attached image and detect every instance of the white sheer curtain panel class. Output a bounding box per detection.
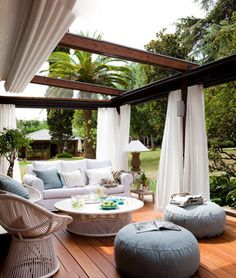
[0,0,79,92]
[0,104,21,181]
[96,105,130,171]
[96,108,117,166]
[183,85,210,199]
[155,90,183,211]
[114,105,130,171]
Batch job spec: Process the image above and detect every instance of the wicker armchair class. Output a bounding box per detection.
[0,191,72,278]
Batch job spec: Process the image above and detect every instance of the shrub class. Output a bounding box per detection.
[56,152,73,159]
[210,175,236,208]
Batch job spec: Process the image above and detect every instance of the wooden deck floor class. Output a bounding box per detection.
[53,201,236,278]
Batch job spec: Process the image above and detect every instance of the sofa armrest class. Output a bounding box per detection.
[23,174,44,195]
[120,172,133,195]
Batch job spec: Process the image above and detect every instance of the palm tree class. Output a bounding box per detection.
[46,34,131,158]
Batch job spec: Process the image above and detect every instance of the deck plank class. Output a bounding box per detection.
[51,202,236,278]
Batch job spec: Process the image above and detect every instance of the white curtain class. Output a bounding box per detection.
[0,0,79,92]
[96,105,130,171]
[183,85,210,199]
[96,108,117,166]
[155,90,183,211]
[114,105,131,171]
[0,104,21,181]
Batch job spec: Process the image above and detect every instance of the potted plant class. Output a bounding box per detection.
[140,172,150,192]
[0,128,31,177]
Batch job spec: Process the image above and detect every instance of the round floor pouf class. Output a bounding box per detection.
[164,201,226,239]
[114,223,200,278]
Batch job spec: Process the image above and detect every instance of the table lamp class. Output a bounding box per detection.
[126,140,149,172]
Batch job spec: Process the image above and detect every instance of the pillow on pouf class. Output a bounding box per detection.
[58,169,85,188]
[0,178,30,199]
[33,168,63,190]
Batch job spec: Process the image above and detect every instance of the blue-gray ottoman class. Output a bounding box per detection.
[114,223,200,278]
[164,201,226,239]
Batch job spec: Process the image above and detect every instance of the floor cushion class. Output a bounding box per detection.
[114,222,200,278]
[164,201,226,238]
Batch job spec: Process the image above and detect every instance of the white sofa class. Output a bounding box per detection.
[23,159,133,211]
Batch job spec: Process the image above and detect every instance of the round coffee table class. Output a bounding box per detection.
[55,197,144,237]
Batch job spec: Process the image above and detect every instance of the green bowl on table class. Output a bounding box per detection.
[101,201,118,210]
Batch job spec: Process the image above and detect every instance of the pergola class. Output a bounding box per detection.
[0,1,235,208]
[0,32,235,110]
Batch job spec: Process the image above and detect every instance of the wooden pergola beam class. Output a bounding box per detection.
[0,96,115,110]
[59,33,198,72]
[31,76,124,96]
[114,54,236,106]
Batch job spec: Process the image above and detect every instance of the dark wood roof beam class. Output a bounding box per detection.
[59,33,198,72]
[31,76,125,96]
[114,54,236,106]
[0,96,115,110]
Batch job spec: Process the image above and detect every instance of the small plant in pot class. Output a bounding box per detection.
[140,172,150,191]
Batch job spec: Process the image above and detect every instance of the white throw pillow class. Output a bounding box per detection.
[58,170,85,188]
[86,167,114,185]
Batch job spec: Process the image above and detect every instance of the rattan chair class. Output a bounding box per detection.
[0,191,72,278]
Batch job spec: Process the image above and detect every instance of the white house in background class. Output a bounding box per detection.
[23,129,82,160]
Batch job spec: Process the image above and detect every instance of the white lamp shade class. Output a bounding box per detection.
[126,140,149,152]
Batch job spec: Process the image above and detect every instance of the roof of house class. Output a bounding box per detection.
[27,129,80,141]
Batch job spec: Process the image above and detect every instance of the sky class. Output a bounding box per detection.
[12,0,204,120]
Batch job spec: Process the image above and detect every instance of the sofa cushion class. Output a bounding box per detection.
[61,160,87,184]
[44,186,91,199]
[86,167,114,185]
[0,178,30,199]
[33,161,61,172]
[58,170,85,188]
[86,159,112,169]
[33,168,63,190]
[102,184,125,195]
[43,184,125,200]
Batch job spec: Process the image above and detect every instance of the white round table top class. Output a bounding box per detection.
[55,197,144,215]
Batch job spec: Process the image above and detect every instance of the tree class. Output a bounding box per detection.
[205,82,236,176]
[47,109,74,154]
[17,119,48,134]
[175,0,236,176]
[176,0,236,62]
[47,33,132,158]
[0,129,31,177]
[130,30,191,147]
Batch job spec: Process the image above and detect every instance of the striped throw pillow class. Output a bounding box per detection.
[58,170,85,188]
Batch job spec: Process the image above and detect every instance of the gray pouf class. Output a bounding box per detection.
[164,201,226,239]
[114,223,200,278]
